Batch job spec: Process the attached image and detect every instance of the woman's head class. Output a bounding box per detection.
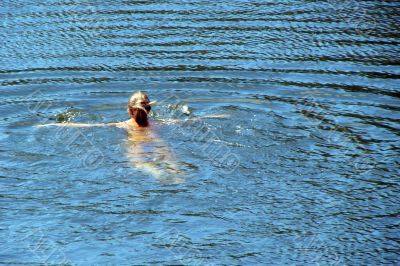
[127,91,153,127]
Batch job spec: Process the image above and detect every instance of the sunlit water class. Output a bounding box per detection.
[1,0,399,265]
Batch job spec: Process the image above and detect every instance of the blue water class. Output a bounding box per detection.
[1,0,399,265]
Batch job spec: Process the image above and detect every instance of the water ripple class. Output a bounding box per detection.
[1,0,399,265]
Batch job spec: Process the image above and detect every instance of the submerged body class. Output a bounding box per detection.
[125,124,184,184]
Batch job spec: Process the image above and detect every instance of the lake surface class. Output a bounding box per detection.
[1,0,399,265]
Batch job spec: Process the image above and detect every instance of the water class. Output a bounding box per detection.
[1,0,399,265]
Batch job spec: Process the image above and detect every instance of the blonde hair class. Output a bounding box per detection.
[127,91,152,126]
[128,91,151,114]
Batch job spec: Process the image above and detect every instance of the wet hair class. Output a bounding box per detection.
[127,91,152,127]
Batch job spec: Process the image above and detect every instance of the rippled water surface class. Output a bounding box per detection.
[1,0,399,265]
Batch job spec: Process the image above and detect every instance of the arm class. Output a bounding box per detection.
[188,114,230,121]
[36,122,122,128]
[158,114,230,125]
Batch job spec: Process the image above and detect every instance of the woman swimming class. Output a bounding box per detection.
[40,91,226,129]
[39,91,227,184]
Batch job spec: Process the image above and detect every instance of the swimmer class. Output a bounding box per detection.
[38,91,228,184]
